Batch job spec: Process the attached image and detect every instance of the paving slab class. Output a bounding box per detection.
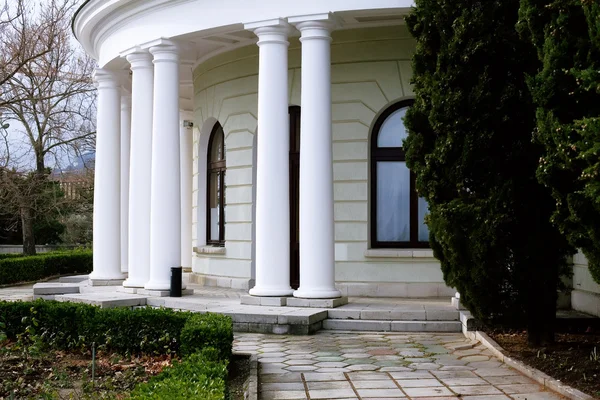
[233,331,567,400]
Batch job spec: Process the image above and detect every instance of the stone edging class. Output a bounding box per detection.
[469,330,595,400]
[242,353,258,400]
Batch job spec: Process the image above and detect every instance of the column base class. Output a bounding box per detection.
[144,280,170,291]
[293,287,342,299]
[143,280,186,292]
[249,286,294,297]
[89,275,126,287]
[122,278,147,289]
[137,288,194,297]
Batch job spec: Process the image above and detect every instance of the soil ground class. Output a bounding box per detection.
[0,342,169,399]
[0,342,250,399]
[229,354,251,400]
[490,331,600,399]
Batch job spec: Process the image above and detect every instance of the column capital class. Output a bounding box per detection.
[148,39,180,64]
[93,68,120,89]
[124,49,153,70]
[245,18,291,45]
[289,13,340,39]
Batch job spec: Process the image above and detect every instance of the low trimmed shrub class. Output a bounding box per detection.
[94,307,190,355]
[180,313,233,359]
[0,250,92,286]
[130,348,229,400]
[1,301,234,400]
[0,301,233,357]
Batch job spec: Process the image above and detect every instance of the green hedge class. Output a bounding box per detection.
[0,253,28,261]
[0,300,233,358]
[180,313,234,360]
[0,250,92,285]
[0,301,234,399]
[130,348,229,400]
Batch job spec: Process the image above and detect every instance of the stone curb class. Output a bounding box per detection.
[470,330,595,400]
[239,353,258,400]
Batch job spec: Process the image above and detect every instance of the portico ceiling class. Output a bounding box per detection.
[73,0,412,111]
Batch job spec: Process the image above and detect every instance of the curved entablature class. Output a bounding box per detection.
[73,0,414,67]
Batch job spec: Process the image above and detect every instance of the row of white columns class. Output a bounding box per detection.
[249,16,341,299]
[91,15,341,299]
[90,41,193,291]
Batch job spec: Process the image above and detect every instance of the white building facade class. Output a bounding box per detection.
[74,0,455,299]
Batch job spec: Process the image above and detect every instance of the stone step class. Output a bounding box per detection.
[33,283,80,295]
[148,297,329,335]
[55,293,148,308]
[327,308,459,321]
[322,319,462,332]
[33,282,81,300]
[58,275,89,283]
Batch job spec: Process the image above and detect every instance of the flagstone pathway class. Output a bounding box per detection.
[234,332,565,400]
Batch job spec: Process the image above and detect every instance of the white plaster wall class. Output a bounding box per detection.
[192,25,450,293]
[572,250,600,316]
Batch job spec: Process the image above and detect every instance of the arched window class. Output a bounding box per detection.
[371,100,429,248]
[207,122,225,246]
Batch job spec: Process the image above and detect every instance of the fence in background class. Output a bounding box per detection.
[0,245,80,254]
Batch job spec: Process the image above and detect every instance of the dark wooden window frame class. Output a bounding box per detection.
[370,99,429,249]
[207,122,226,246]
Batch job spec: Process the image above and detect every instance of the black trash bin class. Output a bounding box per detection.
[170,266,182,297]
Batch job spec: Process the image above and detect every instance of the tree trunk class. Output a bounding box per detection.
[20,206,36,255]
[526,270,558,347]
[36,153,45,174]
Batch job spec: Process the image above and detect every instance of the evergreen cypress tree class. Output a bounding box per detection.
[404,0,573,345]
[518,0,600,284]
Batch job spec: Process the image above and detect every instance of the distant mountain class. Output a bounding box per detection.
[64,152,95,172]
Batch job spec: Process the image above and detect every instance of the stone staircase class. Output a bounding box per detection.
[321,302,461,333]
[31,280,462,334]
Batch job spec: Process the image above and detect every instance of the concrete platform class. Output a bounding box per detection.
[1,281,463,335]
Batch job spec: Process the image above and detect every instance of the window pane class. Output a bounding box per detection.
[418,196,430,241]
[210,126,224,162]
[377,107,409,148]
[209,171,221,240]
[377,161,410,242]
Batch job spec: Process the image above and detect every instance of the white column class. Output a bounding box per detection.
[292,17,341,299]
[123,51,153,288]
[246,19,293,297]
[120,93,131,274]
[145,42,182,291]
[180,112,193,272]
[90,68,124,283]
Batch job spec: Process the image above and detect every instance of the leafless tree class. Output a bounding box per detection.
[0,0,96,254]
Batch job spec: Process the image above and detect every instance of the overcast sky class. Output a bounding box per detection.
[1,0,95,173]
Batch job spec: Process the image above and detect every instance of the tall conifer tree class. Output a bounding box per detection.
[519,0,600,284]
[404,0,573,345]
